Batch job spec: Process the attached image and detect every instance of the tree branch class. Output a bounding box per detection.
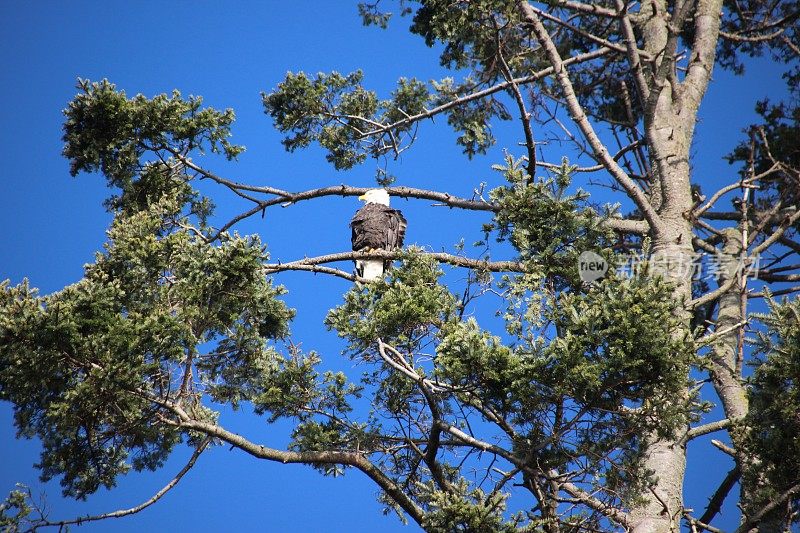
[178,150,649,237]
[701,207,799,223]
[696,322,747,348]
[160,408,426,526]
[536,139,644,173]
[684,419,731,442]
[32,438,211,530]
[710,439,736,457]
[558,476,632,528]
[353,47,615,140]
[264,250,530,277]
[263,262,362,282]
[719,8,800,43]
[198,182,499,240]
[376,339,455,394]
[516,0,663,235]
[603,217,650,234]
[683,513,726,533]
[175,153,498,213]
[688,274,740,309]
[615,0,651,105]
[494,21,537,179]
[377,340,454,493]
[699,466,740,526]
[719,28,786,43]
[549,0,619,18]
[692,176,763,219]
[529,3,654,61]
[734,482,800,533]
[751,208,800,256]
[436,421,631,527]
[750,284,800,298]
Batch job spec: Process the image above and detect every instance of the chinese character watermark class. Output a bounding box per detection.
[577,251,761,283]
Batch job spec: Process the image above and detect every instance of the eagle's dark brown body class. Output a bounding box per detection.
[350,202,407,279]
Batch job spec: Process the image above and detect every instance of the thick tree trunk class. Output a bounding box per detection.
[713,230,784,532]
[628,124,695,533]
[627,60,696,533]
[628,191,694,533]
[626,1,728,529]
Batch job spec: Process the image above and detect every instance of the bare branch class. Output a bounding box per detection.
[376,339,454,394]
[603,217,650,234]
[155,402,426,526]
[699,466,740,526]
[701,207,798,223]
[558,476,632,528]
[264,250,530,277]
[516,0,663,234]
[749,199,786,247]
[435,419,632,527]
[778,236,800,255]
[33,438,211,530]
[750,284,800,298]
[710,439,736,457]
[548,0,619,18]
[359,47,615,139]
[684,513,727,533]
[758,272,800,282]
[684,419,731,442]
[692,177,762,219]
[494,21,537,179]
[719,28,785,43]
[536,140,644,173]
[696,322,747,348]
[700,211,747,221]
[175,154,498,213]
[176,174,501,239]
[181,152,647,241]
[688,271,740,309]
[752,208,800,256]
[615,0,651,104]
[693,236,718,253]
[529,4,654,61]
[263,262,361,282]
[719,9,800,44]
[782,35,800,57]
[736,136,755,376]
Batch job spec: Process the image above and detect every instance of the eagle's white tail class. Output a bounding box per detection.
[356,259,385,281]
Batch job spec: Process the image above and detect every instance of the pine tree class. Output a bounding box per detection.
[2,2,799,531]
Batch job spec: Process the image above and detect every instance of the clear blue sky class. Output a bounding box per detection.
[0,2,791,531]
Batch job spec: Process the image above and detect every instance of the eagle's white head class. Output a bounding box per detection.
[358,189,390,206]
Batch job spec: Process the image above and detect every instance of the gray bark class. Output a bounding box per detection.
[628,0,723,530]
[500,2,792,529]
[712,230,784,532]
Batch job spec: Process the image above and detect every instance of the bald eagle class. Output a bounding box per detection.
[351,189,407,280]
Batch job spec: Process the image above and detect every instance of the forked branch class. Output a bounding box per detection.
[515,0,663,235]
[146,394,427,526]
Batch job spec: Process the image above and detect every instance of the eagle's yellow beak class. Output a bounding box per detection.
[358,194,367,201]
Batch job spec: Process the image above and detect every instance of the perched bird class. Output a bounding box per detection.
[350,189,407,280]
